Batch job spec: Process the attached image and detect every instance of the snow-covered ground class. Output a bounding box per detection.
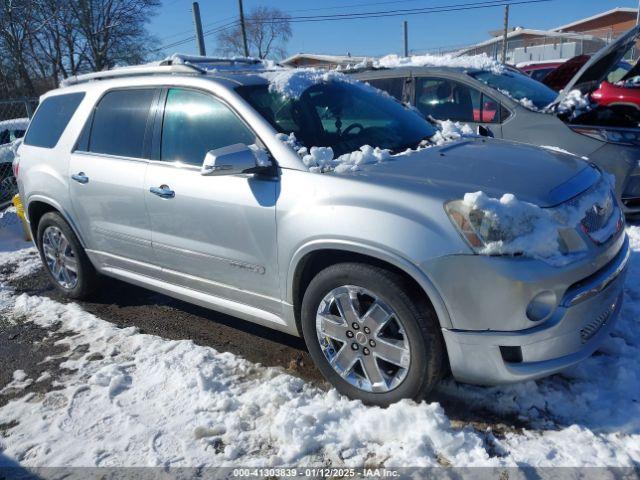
[0,209,639,468]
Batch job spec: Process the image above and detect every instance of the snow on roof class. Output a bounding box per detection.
[281,53,368,66]
[373,53,504,73]
[515,58,568,68]
[262,68,360,99]
[553,7,637,32]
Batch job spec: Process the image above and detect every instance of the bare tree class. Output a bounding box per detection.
[0,0,160,98]
[217,6,291,60]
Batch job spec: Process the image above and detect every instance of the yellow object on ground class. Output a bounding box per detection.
[12,194,32,241]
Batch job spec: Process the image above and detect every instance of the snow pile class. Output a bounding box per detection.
[461,175,616,263]
[373,53,505,74]
[0,290,493,467]
[1,216,640,467]
[555,89,594,117]
[430,120,474,145]
[248,144,271,167]
[495,88,540,111]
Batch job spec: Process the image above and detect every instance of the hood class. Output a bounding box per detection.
[352,139,599,208]
[542,55,589,92]
[557,25,640,102]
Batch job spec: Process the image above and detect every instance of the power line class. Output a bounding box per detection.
[271,0,554,23]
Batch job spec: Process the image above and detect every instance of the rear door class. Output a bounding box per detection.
[144,87,280,309]
[69,88,159,268]
[413,76,503,137]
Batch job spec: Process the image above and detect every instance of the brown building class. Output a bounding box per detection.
[281,53,368,69]
[553,7,637,41]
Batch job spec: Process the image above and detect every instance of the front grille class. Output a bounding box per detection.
[580,302,615,343]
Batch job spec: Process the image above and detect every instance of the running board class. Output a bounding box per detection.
[100,266,293,334]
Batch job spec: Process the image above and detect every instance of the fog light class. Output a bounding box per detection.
[526,290,557,322]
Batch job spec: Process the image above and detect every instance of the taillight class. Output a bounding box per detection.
[12,158,19,179]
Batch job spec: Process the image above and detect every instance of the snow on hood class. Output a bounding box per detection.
[554,89,595,118]
[462,174,617,264]
[372,53,505,74]
[276,120,474,173]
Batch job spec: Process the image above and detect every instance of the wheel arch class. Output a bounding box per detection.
[26,196,86,248]
[288,241,452,335]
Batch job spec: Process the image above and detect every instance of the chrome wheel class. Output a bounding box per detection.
[42,226,78,289]
[316,285,411,393]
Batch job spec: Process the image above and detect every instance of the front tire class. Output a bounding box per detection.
[301,262,444,406]
[36,212,98,299]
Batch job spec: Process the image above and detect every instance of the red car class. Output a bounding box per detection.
[538,44,639,112]
[517,60,566,82]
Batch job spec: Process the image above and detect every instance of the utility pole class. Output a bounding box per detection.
[403,21,409,57]
[501,4,510,64]
[238,0,249,57]
[192,2,206,56]
[636,0,639,25]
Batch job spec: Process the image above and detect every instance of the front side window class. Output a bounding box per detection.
[24,92,85,148]
[87,88,156,158]
[237,81,435,157]
[161,88,255,166]
[469,70,557,110]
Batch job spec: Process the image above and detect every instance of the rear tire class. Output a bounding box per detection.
[36,212,98,299]
[301,262,444,406]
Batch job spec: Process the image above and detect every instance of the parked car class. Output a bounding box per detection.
[0,118,29,205]
[351,26,640,216]
[517,59,566,82]
[15,57,628,406]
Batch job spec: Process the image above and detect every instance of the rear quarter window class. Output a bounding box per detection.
[24,92,85,148]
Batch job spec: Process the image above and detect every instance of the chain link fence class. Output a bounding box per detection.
[0,98,37,210]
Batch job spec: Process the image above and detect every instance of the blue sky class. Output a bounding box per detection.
[148,0,638,59]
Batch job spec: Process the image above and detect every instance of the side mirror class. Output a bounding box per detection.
[476,125,494,138]
[201,143,257,176]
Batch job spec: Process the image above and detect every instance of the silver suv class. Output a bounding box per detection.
[15,57,629,405]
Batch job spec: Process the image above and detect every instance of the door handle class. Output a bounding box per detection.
[71,172,89,184]
[149,185,175,199]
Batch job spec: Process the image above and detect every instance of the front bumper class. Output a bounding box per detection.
[436,235,629,385]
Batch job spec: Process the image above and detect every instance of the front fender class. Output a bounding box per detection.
[285,238,453,329]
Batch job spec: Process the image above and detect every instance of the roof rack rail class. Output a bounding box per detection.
[60,54,269,87]
[61,62,205,87]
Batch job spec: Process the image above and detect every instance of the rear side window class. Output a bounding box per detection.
[87,89,156,158]
[161,88,255,166]
[24,93,85,148]
[367,77,405,102]
[415,77,479,123]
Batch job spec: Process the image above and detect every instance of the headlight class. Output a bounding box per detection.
[570,126,640,146]
[444,192,588,260]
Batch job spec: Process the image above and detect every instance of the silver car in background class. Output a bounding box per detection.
[352,26,640,216]
[15,57,629,405]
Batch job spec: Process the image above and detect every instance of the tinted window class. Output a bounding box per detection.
[88,89,155,158]
[237,82,436,157]
[530,68,554,82]
[24,93,85,148]
[469,70,557,110]
[367,77,405,102]
[161,88,255,165]
[415,78,480,123]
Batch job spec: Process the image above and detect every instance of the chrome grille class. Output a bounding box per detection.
[581,191,614,234]
[580,302,615,343]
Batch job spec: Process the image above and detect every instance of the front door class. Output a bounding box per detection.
[69,88,158,267]
[144,88,279,308]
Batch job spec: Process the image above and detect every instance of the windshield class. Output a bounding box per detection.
[237,81,436,156]
[469,70,557,110]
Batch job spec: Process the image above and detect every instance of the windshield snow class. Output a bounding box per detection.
[237,81,436,157]
[470,70,558,110]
